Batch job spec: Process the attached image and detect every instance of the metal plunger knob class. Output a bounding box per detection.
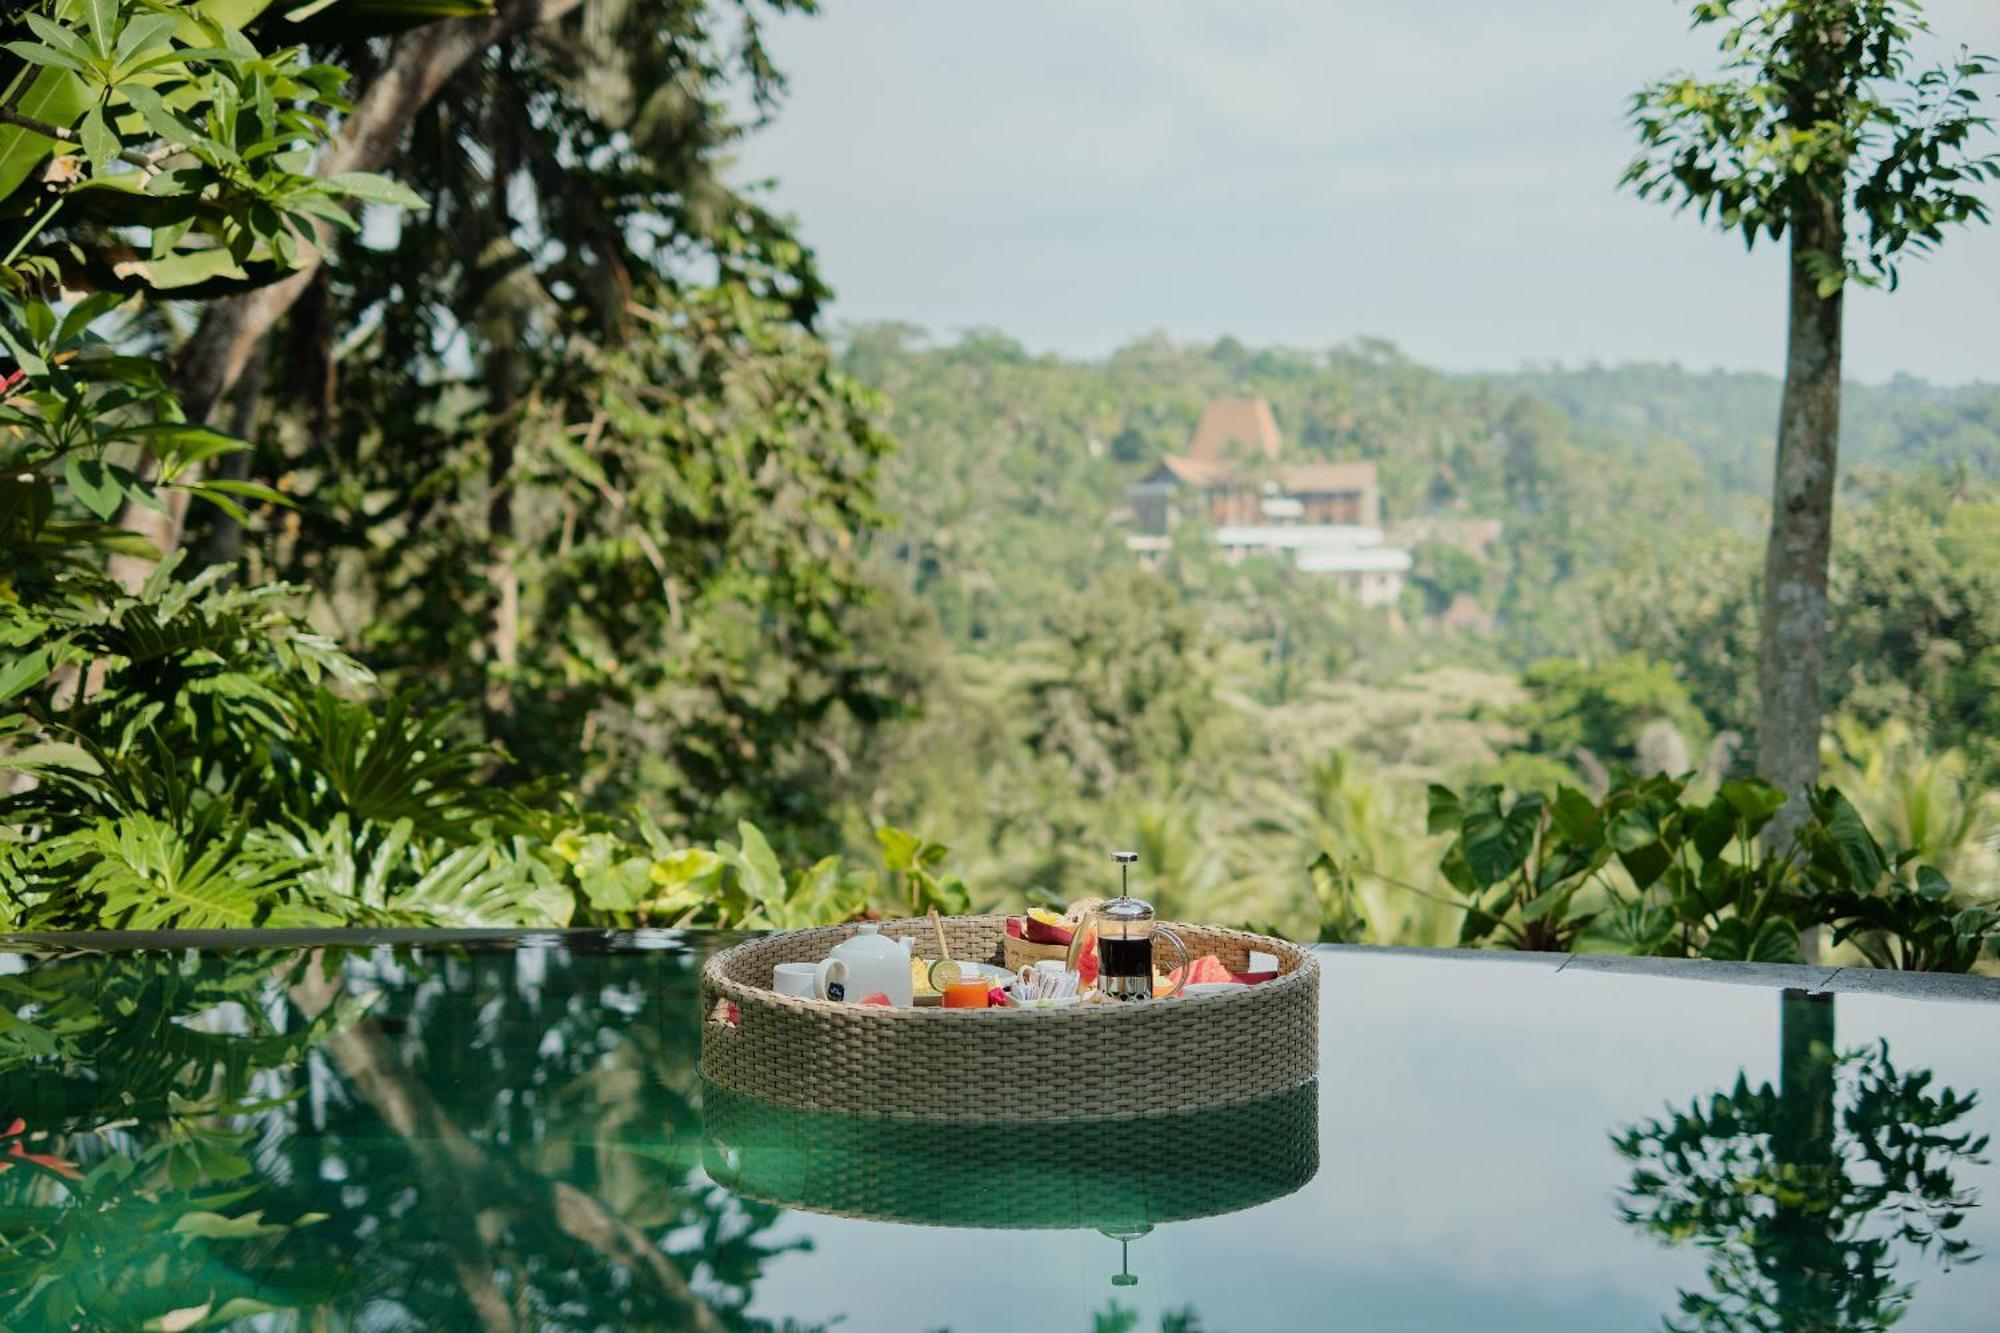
[1112,850,1138,897]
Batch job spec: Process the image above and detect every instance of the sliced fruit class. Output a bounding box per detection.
[1075,923,1099,989]
[1023,907,1075,946]
[1163,955,1234,992]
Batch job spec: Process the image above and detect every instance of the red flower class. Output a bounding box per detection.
[0,1117,83,1180]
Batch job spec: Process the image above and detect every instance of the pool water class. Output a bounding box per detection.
[1,935,1995,1331]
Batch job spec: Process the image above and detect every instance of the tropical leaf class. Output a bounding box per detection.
[43,811,311,930]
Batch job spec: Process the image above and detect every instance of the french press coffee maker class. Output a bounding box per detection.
[1069,851,1189,1001]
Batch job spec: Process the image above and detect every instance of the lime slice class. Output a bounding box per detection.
[928,958,963,991]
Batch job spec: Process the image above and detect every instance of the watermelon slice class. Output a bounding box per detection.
[1166,955,1234,990]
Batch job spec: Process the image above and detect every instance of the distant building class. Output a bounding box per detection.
[1125,398,1412,607]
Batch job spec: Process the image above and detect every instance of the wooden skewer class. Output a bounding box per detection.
[928,908,950,960]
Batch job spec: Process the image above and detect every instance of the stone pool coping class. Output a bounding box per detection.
[2,929,1995,1005]
[1320,944,2000,1005]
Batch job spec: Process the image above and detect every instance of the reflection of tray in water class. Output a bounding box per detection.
[700,1080,1319,1231]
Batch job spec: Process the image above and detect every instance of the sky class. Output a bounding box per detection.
[730,0,2000,384]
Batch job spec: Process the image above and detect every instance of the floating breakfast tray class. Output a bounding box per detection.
[700,1079,1319,1230]
[698,914,1319,1121]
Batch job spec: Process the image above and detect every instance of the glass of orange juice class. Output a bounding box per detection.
[942,975,991,1009]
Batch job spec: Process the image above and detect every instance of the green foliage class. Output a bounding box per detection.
[208,0,899,862]
[876,824,971,916]
[1508,654,1709,779]
[0,0,418,291]
[1624,0,2000,290]
[1423,771,1998,970]
[0,1,901,936]
[1802,789,1998,970]
[1,0,1994,963]
[1306,851,1369,944]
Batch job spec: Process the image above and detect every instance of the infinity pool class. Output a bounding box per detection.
[1,933,1995,1331]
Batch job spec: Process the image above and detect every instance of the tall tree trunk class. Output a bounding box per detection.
[484,353,520,736]
[480,75,525,741]
[1757,196,1844,859]
[1773,989,1838,1330]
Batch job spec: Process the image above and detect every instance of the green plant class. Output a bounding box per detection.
[1801,789,1999,971]
[875,824,971,917]
[1306,852,1368,945]
[1422,772,1999,970]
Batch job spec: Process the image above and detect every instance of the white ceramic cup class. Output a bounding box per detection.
[772,962,817,999]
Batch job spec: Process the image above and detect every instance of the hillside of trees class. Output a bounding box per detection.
[818,327,2000,936]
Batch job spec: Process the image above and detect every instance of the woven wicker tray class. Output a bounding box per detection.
[701,1079,1319,1230]
[698,914,1319,1121]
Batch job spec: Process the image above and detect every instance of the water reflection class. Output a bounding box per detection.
[1614,990,1988,1333]
[1,941,1299,1330]
[4,943,1994,1331]
[0,944,789,1330]
[702,1081,1318,1235]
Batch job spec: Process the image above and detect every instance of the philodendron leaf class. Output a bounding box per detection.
[734,821,785,906]
[1700,919,1752,961]
[1818,789,1887,891]
[1549,786,1599,844]
[875,825,922,872]
[1425,783,1464,835]
[1459,790,1539,889]
[1701,917,1803,964]
[1719,777,1787,826]
[1745,918,1803,963]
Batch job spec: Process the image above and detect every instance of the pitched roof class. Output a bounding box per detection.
[1154,455,1233,486]
[1277,461,1378,494]
[1187,398,1282,462]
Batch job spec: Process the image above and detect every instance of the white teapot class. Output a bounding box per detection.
[813,923,914,1005]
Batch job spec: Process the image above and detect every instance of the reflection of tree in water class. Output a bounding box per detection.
[1084,1303,1209,1333]
[1614,991,1988,1333]
[0,952,347,1326]
[0,945,814,1330]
